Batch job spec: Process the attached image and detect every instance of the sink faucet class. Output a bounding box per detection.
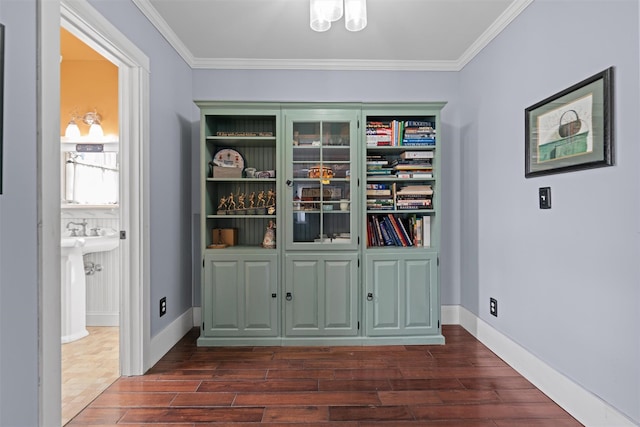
[66,220,88,237]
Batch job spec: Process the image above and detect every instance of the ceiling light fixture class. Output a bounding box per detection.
[310,0,367,32]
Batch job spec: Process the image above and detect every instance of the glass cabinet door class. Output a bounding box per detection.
[284,110,359,250]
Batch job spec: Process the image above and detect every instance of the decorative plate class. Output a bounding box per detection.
[213,148,244,169]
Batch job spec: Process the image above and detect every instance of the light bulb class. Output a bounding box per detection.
[345,0,367,31]
[64,119,81,138]
[88,123,104,138]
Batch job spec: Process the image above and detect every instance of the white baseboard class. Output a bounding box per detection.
[148,308,194,368]
[441,304,460,325]
[86,312,119,327]
[454,305,636,427]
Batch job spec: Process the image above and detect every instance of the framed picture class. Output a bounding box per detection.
[525,67,614,178]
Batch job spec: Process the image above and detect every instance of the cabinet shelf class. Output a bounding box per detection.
[367,209,435,214]
[206,178,277,183]
[207,214,276,219]
[366,177,435,182]
[206,136,276,147]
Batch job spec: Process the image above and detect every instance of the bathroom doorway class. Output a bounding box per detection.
[59,27,121,425]
[54,1,150,424]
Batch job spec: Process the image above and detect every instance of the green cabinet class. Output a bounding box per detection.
[196,102,445,346]
[365,252,442,342]
[201,252,278,339]
[284,253,358,337]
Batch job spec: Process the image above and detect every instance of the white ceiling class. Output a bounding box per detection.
[132,0,532,71]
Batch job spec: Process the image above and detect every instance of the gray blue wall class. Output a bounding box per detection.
[88,0,194,337]
[459,0,640,423]
[0,1,39,425]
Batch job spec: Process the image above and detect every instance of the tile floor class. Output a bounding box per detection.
[62,326,119,426]
[66,325,582,426]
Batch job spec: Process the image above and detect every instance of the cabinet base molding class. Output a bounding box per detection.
[196,334,445,347]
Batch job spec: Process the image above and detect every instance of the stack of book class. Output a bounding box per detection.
[402,121,436,146]
[391,158,433,178]
[395,185,433,210]
[366,183,394,210]
[366,155,393,176]
[366,122,392,146]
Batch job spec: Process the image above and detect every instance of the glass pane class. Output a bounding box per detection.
[290,117,353,247]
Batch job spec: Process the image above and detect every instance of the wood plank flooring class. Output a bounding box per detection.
[67,325,582,426]
[62,326,119,425]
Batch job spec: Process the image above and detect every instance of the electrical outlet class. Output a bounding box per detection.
[490,298,498,317]
[160,297,167,317]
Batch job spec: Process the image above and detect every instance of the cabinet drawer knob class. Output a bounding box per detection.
[271,293,277,298]
[285,292,293,301]
[367,292,373,301]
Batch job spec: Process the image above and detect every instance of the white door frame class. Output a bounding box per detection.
[39,1,150,424]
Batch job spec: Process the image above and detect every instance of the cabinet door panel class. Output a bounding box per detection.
[205,260,241,333]
[370,259,400,331]
[324,259,357,330]
[287,259,321,332]
[405,259,432,329]
[244,259,277,331]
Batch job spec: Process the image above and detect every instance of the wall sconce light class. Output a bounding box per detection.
[82,111,104,138]
[64,117,81,138]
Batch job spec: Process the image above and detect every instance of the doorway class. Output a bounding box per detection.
[39,1,150,425]
[59,27,121,424]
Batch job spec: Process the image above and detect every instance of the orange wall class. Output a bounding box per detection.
[60,29,118,137]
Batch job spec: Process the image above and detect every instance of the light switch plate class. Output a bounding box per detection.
[539,187,551,209]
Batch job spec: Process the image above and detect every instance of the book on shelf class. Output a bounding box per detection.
[400,150,434,160]
[367,213,426,248]
[396,201,433,210]
[404,120,434,128]
[396,184,433,195]
[367,168,393,176]
[366,188,392,196]
[401,138,436,146]
[366,183,391,190]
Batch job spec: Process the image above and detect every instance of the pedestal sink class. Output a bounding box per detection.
[61,234,119,344]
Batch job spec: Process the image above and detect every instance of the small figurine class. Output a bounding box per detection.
[257,190,266,207]
[266,189,275,206]
[248,192,256,208]
[227,193,236,210]
[262,220,276,249]
[237,193,246,210]
[217,196,228,210]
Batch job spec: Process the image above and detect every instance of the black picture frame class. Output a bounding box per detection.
[525,67,614,178]
[0,23,4,194]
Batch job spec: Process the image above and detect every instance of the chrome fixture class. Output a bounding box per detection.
[66,220,88,237]
[310,0,367,32]
[82,110,104,138]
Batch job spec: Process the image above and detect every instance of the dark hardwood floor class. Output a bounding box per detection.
[67,325,582,426]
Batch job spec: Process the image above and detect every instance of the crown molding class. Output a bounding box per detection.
[456,0,534,70]
[134,0,532,72]
[131,0,195,67]
[190,57,461,72]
